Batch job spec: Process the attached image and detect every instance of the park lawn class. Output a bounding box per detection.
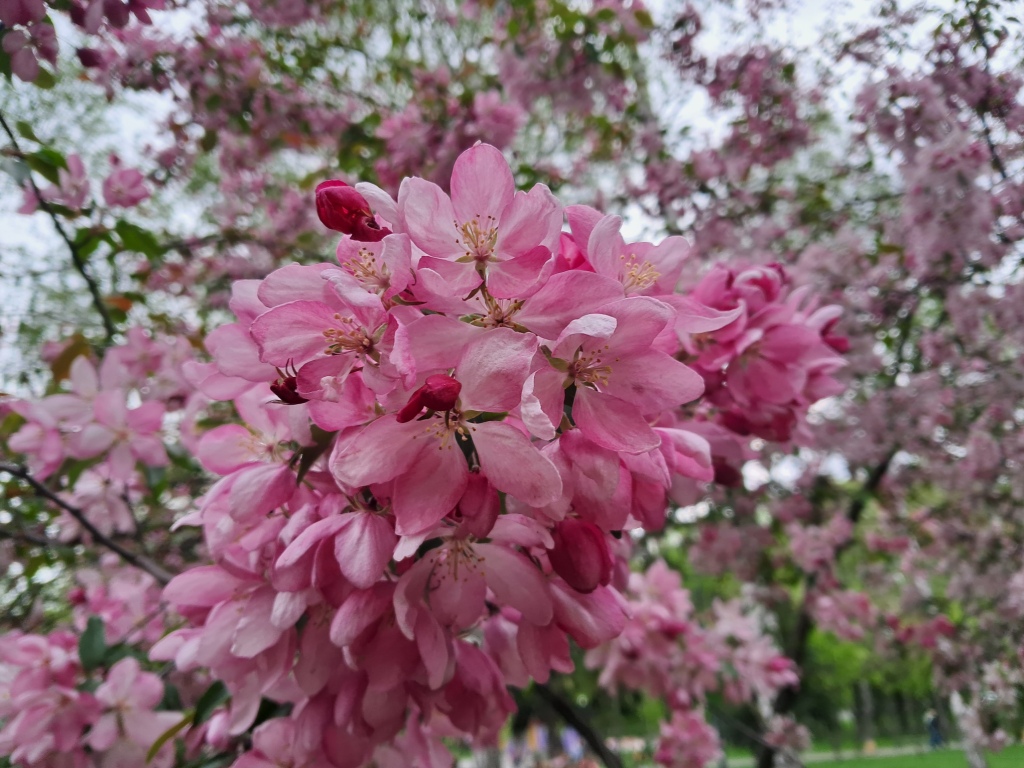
[816,745,1024,768]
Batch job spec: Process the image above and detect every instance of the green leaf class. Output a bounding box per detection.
[146,713,192,763]
[294,425,335,484]
[25,148,68,185]
[193,681,230,726]
[78,616,106,671]
[159,683,183,712]
[15,121,40,143]
[115,220,163,259]
[32,68,57,89]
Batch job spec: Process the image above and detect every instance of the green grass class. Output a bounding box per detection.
[810,745,1024,768]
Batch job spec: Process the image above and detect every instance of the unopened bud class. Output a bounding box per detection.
[396,374,462,423]
[315,180,391,242]
[548,518,612,594]
[270,375,308,405]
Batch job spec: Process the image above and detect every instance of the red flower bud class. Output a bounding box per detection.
[77,48,105,69]
[396,374,462,423]
[270,375,308,405]
[548,518,612,594]
[315,180,391,242]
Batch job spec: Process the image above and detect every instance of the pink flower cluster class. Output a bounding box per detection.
[586,560,797,766]
[17,153,150,215]
[70,555,166,646]
[0,0,162,82]
[686,262,847,452]
[150,143,840,766]
[0,636,180,767]
[7,329,194,539]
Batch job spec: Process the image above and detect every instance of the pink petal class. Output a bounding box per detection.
[295,623,343,695]
[69,423,115,458]
[516,271,625,340]
[456,327,538,413]
[197,424,257,474]
[206,323,273,382]
[164,566,246,607]
[486,245,555,299]
[477,542,553,626]
[573,386,660,454]
[602,350,704,412]
[230,588,282,657]
[329,417,424,488]
[760,324,821,363]
[471,421,562,506]
[276,515,351,570]
[520,367,566,441]
[565,204,604,258]
[392,314,482,380]
[450,144,515,224]
[271,591,308,629]
[415,611,452,690]
[392,438,468,535]
[250,300,338,367]
[728,357,802,405]
[228,463,296,520]
[517,622,573,683]
[550,581,627,649]
[601,296,675,353]
[256,263,333,307]
[584,214,627,280]
[330,583,394,647]
[400,177,461,260]
[334,511,396,588]
[495,184,562,259]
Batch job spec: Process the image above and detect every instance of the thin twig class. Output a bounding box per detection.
[965,2,1011,183]
[0,462,173,585]
[0,111,117,342]
[0,524,64,549]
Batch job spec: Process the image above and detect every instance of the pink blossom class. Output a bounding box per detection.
[102,155,150,208]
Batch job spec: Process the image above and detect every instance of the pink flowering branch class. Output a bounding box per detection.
[0,111,117,342]
[0,462,173,585]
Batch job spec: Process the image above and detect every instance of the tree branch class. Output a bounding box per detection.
[534,684,624,768]
[966,2,1011,183]
[0,462,173,585]
[0,111,117,342]
[756,451,895,768]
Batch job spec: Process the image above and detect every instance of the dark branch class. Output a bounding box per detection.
[756,451,895,768]
[0,462,173,584]
[966,2,1011,183]
[534,684,624,768]
[0,524,64,549]
[0,111,117,342]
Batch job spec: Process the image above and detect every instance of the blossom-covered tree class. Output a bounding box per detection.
[1,0,1022,767]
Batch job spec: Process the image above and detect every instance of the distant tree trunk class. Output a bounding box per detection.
[857,680,875,745]
[964,743,988,768]
[893,691,911,738]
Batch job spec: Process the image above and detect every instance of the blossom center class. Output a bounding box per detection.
[341,247,390,293]
[620,253,661,293]
[413,410,470,450]
[322,315,373,356]
[569,345,614,387]
[435,538,483,584]
[457,216,498,262]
